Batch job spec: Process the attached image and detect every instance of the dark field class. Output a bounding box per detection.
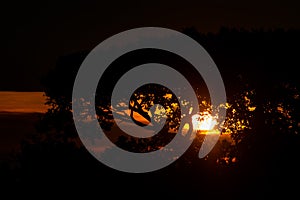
[0,112,42,160]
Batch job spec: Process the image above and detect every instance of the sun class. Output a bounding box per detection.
[192,111,219,134]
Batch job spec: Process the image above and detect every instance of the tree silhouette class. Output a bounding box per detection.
[28,27,300,163]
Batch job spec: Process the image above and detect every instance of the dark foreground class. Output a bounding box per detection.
[0,112,299,199]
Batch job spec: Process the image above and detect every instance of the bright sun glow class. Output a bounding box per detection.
[192,111,218,133]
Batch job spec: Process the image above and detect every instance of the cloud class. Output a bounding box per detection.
[0,92,49,113]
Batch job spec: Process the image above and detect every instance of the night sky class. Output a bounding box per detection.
[1,0,300,91]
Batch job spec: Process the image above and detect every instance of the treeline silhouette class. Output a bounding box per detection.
[1,27,300,199]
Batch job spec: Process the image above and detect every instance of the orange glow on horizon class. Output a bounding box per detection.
[0,91,49,113]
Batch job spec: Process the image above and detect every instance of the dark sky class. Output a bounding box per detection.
[1,0,300,91]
